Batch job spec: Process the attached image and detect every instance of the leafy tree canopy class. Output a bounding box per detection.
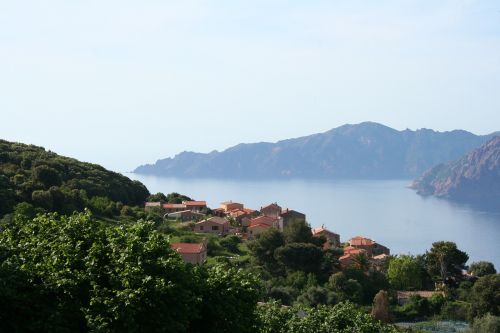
[0,139,150,216]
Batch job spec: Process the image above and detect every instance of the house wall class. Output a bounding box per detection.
[179,251,207,265]
[195,220,229,234]
[221,202,244,211]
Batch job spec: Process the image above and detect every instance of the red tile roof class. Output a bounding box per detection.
[171,243,206,254]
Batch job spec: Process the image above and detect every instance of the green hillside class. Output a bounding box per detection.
[0,139,149,216]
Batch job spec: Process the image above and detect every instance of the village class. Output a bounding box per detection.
[145,199,390,273]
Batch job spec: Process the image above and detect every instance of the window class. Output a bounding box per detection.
[212,225,219,231]
[200,226,204,230]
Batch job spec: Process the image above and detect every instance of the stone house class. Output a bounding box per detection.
[220,201,244,212]
[260,203,282,218]
[312,225,341,249]
[171,242,207,265]
[348,236,390,257]
[280,208,306,231]
[194,216,230,235]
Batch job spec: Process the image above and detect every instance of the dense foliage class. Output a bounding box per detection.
[0,139,149,216]
[255,301,399,333]
[0,211,259,332]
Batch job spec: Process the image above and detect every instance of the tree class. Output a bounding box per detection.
[371,290,391,323]
[468,314,500,333]
[469,274,500,319]
[283,219,315,244]
[255,302,400,333]
[247,228,285,272]
[146,192,168,202]
[327,272,364,303]
[0,211,261,332]
[0,175,16,215]
[274,243,324,274]
[166,192,192,204]
[352,252,371,273]
[296,286,337,307]
[190,264,260,333]
[387,255,423,290]
[469,261,496,277]
[219,235,242,253]
[425,241,469,282]
[33,165,61,188]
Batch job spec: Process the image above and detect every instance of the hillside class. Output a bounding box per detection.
[0,139,149,216]
[411,136,500,206]
[134,122,498,179]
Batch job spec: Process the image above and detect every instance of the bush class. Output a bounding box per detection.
[440,301,471,321]
[468,314,500,333]
[220,235,242,253]
[255,301,400,333]
[469,274,500,319]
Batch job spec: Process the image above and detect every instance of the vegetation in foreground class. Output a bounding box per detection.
[0,211,400,332]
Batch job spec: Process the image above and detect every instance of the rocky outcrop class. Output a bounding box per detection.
[412,136,500,205]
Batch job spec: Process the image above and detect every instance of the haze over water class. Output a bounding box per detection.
[130,174,500,268]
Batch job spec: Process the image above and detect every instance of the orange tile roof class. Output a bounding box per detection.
[261,203,281,210]
[312,226,339,237]
[183,201,207,206]
[248,223,271,229]
[250,216,278,227]
[349,236,375,246]
[163,203,187,209]
[171,243,206,254]
[343,246,368,255]
[196,216,228,225]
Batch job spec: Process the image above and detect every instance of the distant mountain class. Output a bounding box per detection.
[411,136,500,205]
[134,122,499,179]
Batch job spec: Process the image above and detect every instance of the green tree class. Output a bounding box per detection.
[296,286,337,307]
[387,255,423,290]
[326,272,364,303]
[219,235,242,253]
[469,261,496,277]
[469,274,500,319]
[33,165,62,188]
[274,243,323,274]
[0,175,16,215]
[190,264,260,333]
[0,211,261,332]
[146,192,168,202]
[255,302,399,333]
[283,219,320,245]
[467,314,500,333]
[247,228,285,272]
[425,241,469,282]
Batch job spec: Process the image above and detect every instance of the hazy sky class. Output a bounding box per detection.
[1,0,499,171]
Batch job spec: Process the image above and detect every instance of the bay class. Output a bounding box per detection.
[128,174,500,268]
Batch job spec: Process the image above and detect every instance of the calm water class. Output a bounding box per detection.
[129,174,500,268]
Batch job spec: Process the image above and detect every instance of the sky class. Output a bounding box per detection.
[1,0,499,172]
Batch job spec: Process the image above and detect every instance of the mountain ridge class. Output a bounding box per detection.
[134,122,500,179]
